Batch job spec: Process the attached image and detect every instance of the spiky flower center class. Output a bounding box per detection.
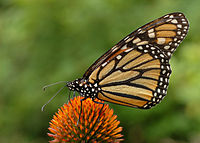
[48,96,123,143]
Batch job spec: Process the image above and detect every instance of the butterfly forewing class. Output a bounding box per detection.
[83,12,189,109]
[84,13,189,80]
[127,12,189,59]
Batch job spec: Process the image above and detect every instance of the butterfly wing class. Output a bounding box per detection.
[128,12,189,59]
[84,12,189,109]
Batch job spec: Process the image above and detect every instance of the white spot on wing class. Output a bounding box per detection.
[171,19,178,24]
[148,32,155,38]
[177,24,182,28]
[124,36,129,41]
[102,62,107,67]
[166,19,172,22]
[160,54,164,58]
[136,41,149,46]
[125,36,134,43]
[164,45,170,50]
[164,15,169,18]
[125,48,133,53]
[138,46,143,50]
[132,38,141,44]
[148,29,154,33]
[116,55,122,60]
[177,31,181,35]
[157,38,166,45]
[121,44,128,50]
[112,47,118,52]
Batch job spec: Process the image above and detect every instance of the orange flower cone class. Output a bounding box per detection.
[48,96,123,143]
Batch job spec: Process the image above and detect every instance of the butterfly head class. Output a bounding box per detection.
[66,79,80,91]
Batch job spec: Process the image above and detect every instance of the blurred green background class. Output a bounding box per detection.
[1,0,200,143]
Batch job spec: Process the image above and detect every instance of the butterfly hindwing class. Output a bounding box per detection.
[88,44,170,109]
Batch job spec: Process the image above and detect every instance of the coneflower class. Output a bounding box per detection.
[48,96,123,143]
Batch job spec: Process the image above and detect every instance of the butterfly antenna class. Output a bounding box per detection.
[41,86,65,112]
[43,81,68,91]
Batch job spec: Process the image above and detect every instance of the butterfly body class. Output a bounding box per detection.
[67,78,100,99]
[66,12,189,109]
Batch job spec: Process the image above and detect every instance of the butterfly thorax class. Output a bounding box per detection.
[67,78,100,99]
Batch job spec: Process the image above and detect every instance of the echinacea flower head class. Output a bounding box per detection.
[48,96,123,143]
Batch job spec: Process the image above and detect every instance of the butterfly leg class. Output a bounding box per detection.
[67,91,72,105]
[72,91,76,99]
[77,97,87,125]
[92,99,105,122]
[92,99,104,104]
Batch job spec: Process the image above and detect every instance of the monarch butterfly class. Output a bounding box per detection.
[44,12,189,110]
